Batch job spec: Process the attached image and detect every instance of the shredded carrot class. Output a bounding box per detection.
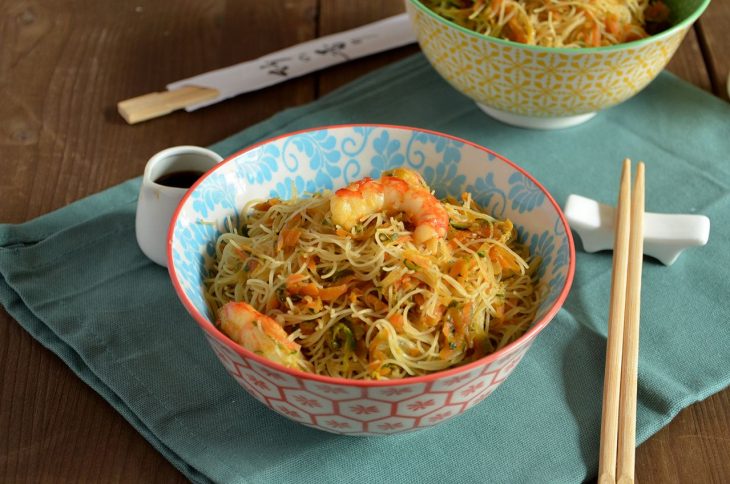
[622,24,645,42]
[490,246,521,274]
[449,258,474,280]
[505,17,528,43]
[285,274,319,297]
[419,303,444,328]
[404,250,431,269]
[364,293,387,312]
[453,303,471,339]
[253,199,280,211]
[589,22,601,47]
[277,228,301,250]
[286,274,306,285]
[389,313,404,334]
[438,347,457,360]
[369,330,389,359]
[299,296,323,312]
[265,294,280,311]
[348,287,362,304]
[393,275,417,292]
[448,229,475,248]
[318,284,348,302]
[606,14,620,36]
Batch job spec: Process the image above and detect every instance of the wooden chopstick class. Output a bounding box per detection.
[597,160,645,484]
[617,162,645,484]
[598,159,632,484]
[117,86,219,125]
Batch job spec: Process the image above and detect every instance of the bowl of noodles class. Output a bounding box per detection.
[169,125,574,435]
[406,0,710,129]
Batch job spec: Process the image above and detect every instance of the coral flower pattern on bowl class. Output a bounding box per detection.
[169,125,574,435]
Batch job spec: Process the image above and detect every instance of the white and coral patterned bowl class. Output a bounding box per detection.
[405,0,710,129]
[168,125,575,435]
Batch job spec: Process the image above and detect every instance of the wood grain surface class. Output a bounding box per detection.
[1,1,728,482]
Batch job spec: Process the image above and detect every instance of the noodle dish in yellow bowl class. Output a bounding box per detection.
[406,0,710,129]
[169,125,574,435]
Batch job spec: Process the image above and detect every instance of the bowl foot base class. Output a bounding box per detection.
[476,104,597,130]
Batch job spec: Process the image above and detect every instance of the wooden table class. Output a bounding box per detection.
[1,1,728,482]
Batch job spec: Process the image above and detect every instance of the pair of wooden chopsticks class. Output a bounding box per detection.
[598,159,645,484]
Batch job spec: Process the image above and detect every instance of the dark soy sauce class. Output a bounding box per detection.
[155,170,204,188]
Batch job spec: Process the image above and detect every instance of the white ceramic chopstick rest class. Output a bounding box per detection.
[564,194,710,266]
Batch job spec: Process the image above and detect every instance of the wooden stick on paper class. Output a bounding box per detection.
[117,86,219,125]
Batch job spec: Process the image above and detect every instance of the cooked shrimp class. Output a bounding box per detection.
[382,167,428,188]
[218,301,306,369]
[330,168,448,244]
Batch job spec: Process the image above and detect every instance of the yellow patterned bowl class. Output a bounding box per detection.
[405,0,710,129]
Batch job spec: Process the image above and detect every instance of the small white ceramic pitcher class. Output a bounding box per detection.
[135,146,223,267]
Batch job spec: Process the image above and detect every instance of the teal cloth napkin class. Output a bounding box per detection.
[2,54,729,483]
